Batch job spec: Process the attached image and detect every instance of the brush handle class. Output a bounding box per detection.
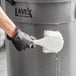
[0,7,17,38]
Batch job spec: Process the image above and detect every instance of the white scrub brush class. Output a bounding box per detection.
[33,30,64,53]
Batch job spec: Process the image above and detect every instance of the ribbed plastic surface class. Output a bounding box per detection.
[14,0,71,3]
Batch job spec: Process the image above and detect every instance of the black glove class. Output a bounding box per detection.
[7,29,34,51]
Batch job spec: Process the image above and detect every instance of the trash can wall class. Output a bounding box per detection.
[6,23,72,76]
[1,0,76,76]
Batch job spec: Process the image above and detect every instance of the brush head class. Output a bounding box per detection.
[34,30,64,53]
[43,31,64,53]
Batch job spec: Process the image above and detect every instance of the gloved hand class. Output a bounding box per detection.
[0,7,36,51]
[7,29,35,51]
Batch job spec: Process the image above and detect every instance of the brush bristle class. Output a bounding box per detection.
[42,30,64,53]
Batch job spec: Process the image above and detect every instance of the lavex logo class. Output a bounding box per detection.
[15,7,32,18]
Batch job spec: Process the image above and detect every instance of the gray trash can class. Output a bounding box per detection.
[1,0,76,76]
